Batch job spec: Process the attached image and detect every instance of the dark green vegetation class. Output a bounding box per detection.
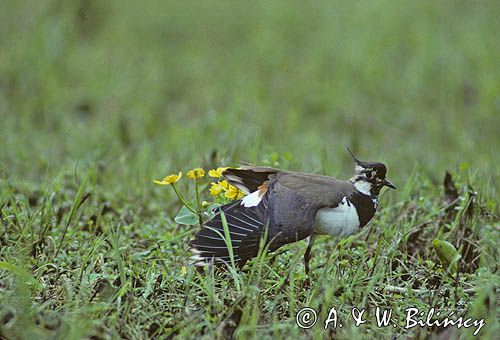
[1,0,499,338]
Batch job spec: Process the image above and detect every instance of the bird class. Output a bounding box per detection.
[188,147,396,273]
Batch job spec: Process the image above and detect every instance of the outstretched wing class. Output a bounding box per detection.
[188,195,270,265]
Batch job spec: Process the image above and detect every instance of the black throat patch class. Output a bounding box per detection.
[348,191,377,227]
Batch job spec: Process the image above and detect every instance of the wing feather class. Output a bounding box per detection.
[188,196,269,265]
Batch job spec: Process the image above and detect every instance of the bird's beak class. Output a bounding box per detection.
[383,178,397,189]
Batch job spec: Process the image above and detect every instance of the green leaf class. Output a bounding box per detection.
[175,205,199,225]
[432,239,461,273]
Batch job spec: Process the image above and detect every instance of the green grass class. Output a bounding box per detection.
[0,0,499,338]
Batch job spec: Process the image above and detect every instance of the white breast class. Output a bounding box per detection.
[314,197,360,237]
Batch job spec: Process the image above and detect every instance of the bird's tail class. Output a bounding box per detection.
[223,167,277,193]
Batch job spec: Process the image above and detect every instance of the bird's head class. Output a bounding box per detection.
[347,147,396,196]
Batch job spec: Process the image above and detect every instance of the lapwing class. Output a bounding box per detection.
[188,148,396,273]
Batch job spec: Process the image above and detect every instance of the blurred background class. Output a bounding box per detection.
[1,0,499,192]
[1,2,499,337]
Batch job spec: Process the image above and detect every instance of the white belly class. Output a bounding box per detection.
[314,197,360,237]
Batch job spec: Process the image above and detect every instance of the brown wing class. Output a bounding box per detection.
[275,171,354,208]
[223,166,355,207]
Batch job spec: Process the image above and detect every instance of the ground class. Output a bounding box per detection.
[0,0,499,339]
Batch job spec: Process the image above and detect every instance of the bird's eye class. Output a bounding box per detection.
[365,172,372,179]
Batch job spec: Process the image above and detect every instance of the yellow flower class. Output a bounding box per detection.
[186,168,205,179]
[225,184,243,200]
[209,180,230,196]
[209,182,223,196]
[181,266,187,276]
[219,180,229,190]
[236,191,246,200]
[208,167,229,178]
[153,171,182,185]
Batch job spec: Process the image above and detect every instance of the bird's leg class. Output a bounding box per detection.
[304,233,317,275]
